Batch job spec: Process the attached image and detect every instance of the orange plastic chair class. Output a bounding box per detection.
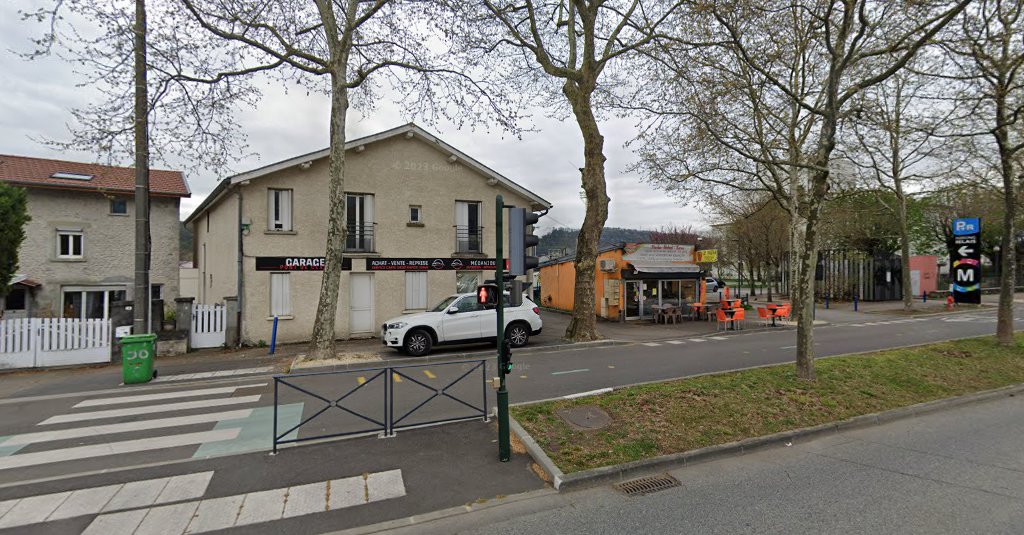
[775,305,791,320]
[757,307,771,326]
[716,308,730,331]
[733,308,746,329]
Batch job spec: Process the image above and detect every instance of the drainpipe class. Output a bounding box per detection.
[236,186,244,348]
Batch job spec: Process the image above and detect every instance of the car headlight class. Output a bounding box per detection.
[386,322,408,330]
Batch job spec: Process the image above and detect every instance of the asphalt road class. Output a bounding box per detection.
[400,391,1024,535]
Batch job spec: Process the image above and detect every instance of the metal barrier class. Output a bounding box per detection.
[272,359,488,453]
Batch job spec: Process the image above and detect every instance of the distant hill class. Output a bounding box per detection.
[539,227,652,258]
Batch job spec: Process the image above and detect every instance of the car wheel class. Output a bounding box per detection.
[404,329,433,357]
[506,323,530,348]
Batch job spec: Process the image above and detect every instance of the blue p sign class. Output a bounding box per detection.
[953,218,979,236]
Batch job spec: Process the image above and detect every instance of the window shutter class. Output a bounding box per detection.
[281,190,292,231]
[405,272,427,310]
[268,189,276,230]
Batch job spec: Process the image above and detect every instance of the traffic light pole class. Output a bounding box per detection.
[495,194,510,462]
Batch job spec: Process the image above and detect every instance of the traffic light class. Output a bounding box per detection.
[499,339,512,375]
[508,279,524,307]
[476,284,499,307]
[509,208,541,276]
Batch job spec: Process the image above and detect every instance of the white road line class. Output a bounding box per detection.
[551,369,589,376]
[39,395,261,425]
[153,367,275,383]
[3,410,253,446]
[75,384,266,408]
[84,470,406,535]
[0,472,214,529]
[707,336,729,341]
[0,430,240,471]
[780,345,797,349]
[688,338,707,342]
[641,342,661,347]
[666,340,685,345]
[563,388,613,400]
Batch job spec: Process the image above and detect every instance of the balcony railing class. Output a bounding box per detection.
[345,223,375,253]
[454,225,483,254]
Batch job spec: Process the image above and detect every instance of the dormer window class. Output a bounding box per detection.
[50,172,94,181]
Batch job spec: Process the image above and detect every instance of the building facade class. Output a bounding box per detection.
[185,124,551,345]
[0,154,188,320]
[540,243,704,321]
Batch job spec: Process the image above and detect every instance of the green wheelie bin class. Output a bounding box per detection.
[122,333,158,384]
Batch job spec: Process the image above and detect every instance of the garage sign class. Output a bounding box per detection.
[365,258,498,271]
[255,257,352,271]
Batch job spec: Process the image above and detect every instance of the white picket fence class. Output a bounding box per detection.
[0,318,111,370]
[191,304,227,348]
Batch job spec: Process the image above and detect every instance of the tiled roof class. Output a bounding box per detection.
[0,154,189,197]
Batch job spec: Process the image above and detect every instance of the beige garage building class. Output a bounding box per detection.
[185,123,551,345]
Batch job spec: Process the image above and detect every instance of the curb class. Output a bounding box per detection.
[286,339,627,373]
[513,382,1024,492]
[322,487,559,535]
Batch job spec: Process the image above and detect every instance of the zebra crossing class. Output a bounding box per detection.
[0,382,272,478]
[636,335,734,348]
[0,467,406,534]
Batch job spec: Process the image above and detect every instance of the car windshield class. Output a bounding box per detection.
[430,295,461,312]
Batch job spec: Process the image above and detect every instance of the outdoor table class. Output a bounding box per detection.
[688,303,707,321]
[720,307,739,330]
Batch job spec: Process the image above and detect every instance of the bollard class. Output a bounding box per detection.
[269,316,279,355]
[825,293,830,309]
[854,294,859,312]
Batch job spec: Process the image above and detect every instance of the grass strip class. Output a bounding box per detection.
[511,334,1024,474]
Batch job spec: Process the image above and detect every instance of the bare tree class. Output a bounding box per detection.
[179,0,511,358]
[446,1,687,342]
[939,0,1024,345]
[838,65,964,311]
[635,0,970,379]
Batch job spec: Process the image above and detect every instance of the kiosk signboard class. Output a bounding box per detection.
[951,218,981,304]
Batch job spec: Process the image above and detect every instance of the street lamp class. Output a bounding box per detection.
[993,245,1001,281]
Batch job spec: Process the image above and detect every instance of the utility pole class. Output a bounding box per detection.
[495,195,510,462]
[132,0,151,335]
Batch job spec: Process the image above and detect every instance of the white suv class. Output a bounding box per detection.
[381,293,543,356]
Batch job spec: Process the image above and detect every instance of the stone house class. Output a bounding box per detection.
[184,123,551,345]
[0,155,188,320]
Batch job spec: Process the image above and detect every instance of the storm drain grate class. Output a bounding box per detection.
[614,474,681,496]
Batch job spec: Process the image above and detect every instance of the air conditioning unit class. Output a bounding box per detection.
[599,259,617,272]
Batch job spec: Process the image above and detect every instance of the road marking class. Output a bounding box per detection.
[392,373,402,383]
[519,375,527,379]
[608,365,615,369]
[75,384,265,408]
[39,395,262,425]
[564,388,613,400]
[688,338,707,342]
[152,367,275,383]
[666,340,685,345]
[1,410,252,447]
[357,377,366,385]
[82,469,405,534]
[780,345,796,349]
[551,369,589,376]
[423,370,436,379]
[707,336,729,341]
[0,430,240,471]
[0,472,213,529]
[641,342,661,347]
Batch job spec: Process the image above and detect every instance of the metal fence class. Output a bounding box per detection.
[272,359,488,453]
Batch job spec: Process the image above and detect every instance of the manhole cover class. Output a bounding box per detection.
[555,405,612,431]
[615,474,681,496]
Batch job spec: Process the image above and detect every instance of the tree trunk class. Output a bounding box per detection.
[996,170,1017,346]
[563,81,609,342]
[897,195,914,312]
[132,0,151,335]
[309,4,351,358]
[794,212,817,380]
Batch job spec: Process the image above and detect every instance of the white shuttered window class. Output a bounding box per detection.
[268,189,293,231]
[405,272,427,310]
[270,273,291,316]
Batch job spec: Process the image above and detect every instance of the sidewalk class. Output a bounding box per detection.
[381,392,1024,535]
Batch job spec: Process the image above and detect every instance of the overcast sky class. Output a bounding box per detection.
[0,2,707,235]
